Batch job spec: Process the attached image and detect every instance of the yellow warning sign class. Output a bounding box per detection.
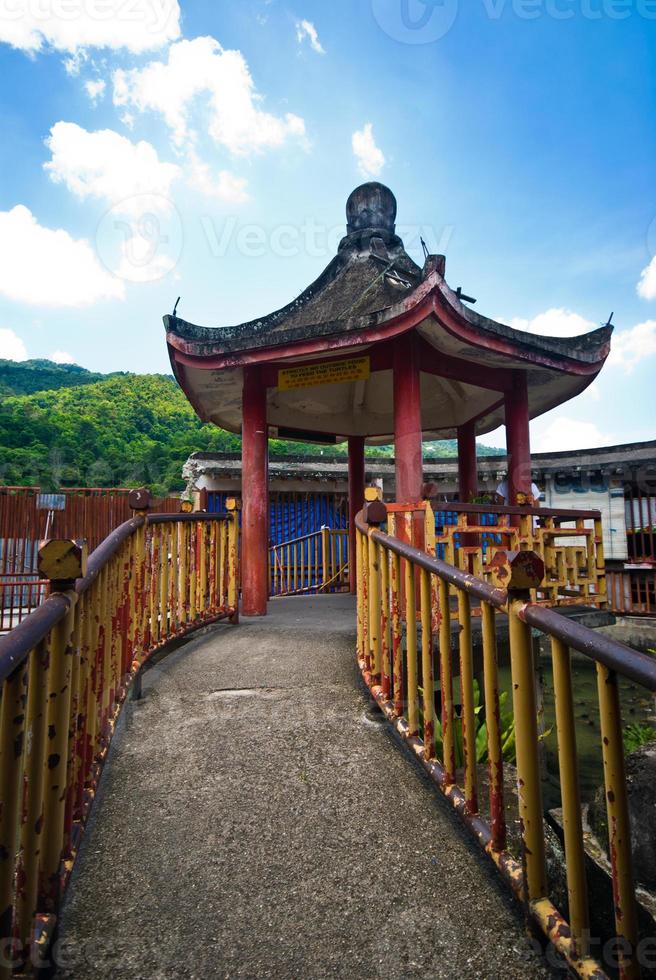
[278,356,370,391]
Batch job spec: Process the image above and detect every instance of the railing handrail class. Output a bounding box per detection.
[356,500,649,975]
[520,602,656,690]
[425,499,602,521]
[148,512,230,524]
[0,511,233,686]
[0,593,72,685]
[357,511,656,692]
[0,500,239,963]
[355,512,508,608]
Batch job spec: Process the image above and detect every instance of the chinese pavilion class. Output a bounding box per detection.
[165,183,612,616]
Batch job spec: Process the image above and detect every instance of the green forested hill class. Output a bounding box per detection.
[0,362,501,492]
[0,358,116,397]
[0,373,239,493]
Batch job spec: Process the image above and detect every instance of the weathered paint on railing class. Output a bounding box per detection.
[356,490,655,980]
[0,501,239,975]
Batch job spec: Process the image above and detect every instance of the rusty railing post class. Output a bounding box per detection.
[35,540,87,916]
[492,550,547,904]
[226,498,240,625]
[129,490,152,663]
[596,662,639,978]
[363,488,386,686]
[0,657,28,975]
[550,636,589,956]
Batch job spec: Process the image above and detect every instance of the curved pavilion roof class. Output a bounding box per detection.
[165,183,612,444]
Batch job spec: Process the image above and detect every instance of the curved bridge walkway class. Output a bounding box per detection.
[58,595,550,979]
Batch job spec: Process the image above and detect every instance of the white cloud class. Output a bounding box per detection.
[50,350,75,363]
[114,233,178,284]
[0,0,180,54]
[44,122,180,215]
[0,328,28,361]
[637,256,656,300]
[0,205,123,306]
[606,320,656,373]
[296,20,325,54]
[352,123,385,178]
[507,306,656,373]
[84,78,106,102]
[509,308,596,338]
[113,36,307,155]
[187,152,249,204]
[532,418,613,453]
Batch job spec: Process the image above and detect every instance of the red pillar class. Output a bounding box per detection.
[457,421,478,503]
[348,436,365,594]
[393,333,423,503]
[504,371,532,504]
[242,366,268,616]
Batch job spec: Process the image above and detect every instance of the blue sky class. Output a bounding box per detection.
[0,0,655,452]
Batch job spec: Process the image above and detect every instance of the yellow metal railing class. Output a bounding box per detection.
[398,498,606,611]
[356,489,656,980]
[0,503,239,974]
[436,501,606,608]
[270,527,349,596]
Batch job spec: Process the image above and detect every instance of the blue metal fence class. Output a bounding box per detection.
[206,491,348,546]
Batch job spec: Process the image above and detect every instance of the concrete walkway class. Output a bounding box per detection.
[58,595,549,979]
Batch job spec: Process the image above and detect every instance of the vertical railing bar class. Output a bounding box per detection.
[368,532,381,682]
[404,521,419,738]
[481,601,506,852]
[551,636,589,955]
[0,659,28,964]
[596,662,639,979]
[38,594,76,915]
[380,545,391,700]
[439,579,456,786]
[420,567,435,760]
[508,598,547,902]
[356,529,364,662]
[457,590,478,814]
[15,640,48,954]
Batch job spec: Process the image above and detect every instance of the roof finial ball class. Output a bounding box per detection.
[340,182,402,253]
[346,182,397,235]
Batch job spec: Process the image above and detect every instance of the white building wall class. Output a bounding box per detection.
[543,482,627,560]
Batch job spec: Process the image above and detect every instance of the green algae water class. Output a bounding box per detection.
[496,652,656,809]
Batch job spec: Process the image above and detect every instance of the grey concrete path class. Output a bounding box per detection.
[58,595,550,980]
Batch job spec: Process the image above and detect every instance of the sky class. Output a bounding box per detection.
[0,0,655,453]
